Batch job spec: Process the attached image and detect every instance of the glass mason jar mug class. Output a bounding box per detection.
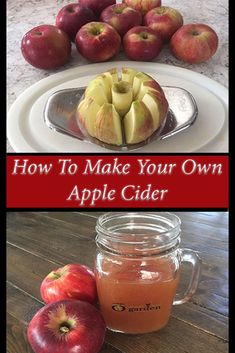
[95,212,201,334]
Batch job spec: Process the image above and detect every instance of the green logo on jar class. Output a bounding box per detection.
[112,304,126,312]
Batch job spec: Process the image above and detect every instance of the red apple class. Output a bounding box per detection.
[27,299,106,353]
[170,23,219,64]
[123,0,161,16]
[56,3,96,41]
[100,3,142,36]
[144,6,183,42]
[21,25,71,69]
[79,0,116,16]
[40,264,98,305]
[75,21,121,62]
[123,26,163,61]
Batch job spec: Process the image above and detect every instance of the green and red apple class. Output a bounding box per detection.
[100,3,142,36]
[144,6,183,42]
[75,22,121,62]
[21,25,71,69]
[170,23,219,64]
[76,67,169,146]
[123,26,163,61]
[55,3,96,42]
[27,299,106,353]
[123,0,161,16]
[79,0,116,16]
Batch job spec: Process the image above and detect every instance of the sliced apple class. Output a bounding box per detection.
[104,68,119,84]
[77,67,168,146]
[95,103,123,145]
[141,92,163,130]
[121,67,138,84]
[132,72,154,98]
[124,100,154,144]
[76,97,101,137]
[137,79,164,100]
[85,81,109,106]
[86,75,111,102]
[112,80,133,116]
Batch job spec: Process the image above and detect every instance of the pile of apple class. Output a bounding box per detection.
[27,263,106,353]
[21,0,219,70]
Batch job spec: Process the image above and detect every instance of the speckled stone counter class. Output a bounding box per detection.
[7,0,228,152]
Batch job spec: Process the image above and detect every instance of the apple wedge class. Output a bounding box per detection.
[112,80,133,116]
[121,67,138,84]
[85,81,109,106]
[132,72,154,98]
[137,79,164,100]
[85,74,111,103]
[142,91,168,130]
[95,103,123,145]
[76,97,101,136]
[103,68,119,84]
[124,100,154,144]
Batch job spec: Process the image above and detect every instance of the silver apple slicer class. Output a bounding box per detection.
[44,86,198,151]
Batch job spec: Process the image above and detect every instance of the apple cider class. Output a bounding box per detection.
[95,256,180,333]
[95,213,201,334]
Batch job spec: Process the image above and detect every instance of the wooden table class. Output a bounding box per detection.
[7,212,228,353]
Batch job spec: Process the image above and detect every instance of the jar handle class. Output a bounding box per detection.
[173,248,201,305]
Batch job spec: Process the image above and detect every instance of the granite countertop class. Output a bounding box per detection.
[7,0,228,152]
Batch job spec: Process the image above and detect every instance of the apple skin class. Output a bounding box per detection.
[75,22,121,62]
[144,6,183,42]
[100,3,142,37]
[27,299,106,353]
[170,23,219,64]
[56,3,96,41]
[95,103,123,145]
[123,0,161,16]
[123,26,163,61]
[79,0,116,16]
[40,264,98,305]
[21,25,71,69]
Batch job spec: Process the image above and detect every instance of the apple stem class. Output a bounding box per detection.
[114,8,124,14]
[50,272,61,280]
[34,31,42,36]
[141,33,148,40]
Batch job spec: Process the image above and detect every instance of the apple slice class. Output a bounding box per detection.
[141,91,166,130]
[133,72,153,98]
[85,81,109,106]
[76,97,101,136]
[104,68,119,84]
[137,79,164,100]
[95,103,123,145]
[124,100,154,144]
[121,67,138,84]
[112,80,133,116]
[86,75,112,102]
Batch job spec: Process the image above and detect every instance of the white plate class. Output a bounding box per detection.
[7,62,228,153]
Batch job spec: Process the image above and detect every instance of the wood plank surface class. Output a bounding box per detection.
[7,212,228,353]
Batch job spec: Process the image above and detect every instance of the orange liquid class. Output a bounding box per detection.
[96,258,180,333]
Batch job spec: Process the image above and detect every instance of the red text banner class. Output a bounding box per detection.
[6,155,228,208]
